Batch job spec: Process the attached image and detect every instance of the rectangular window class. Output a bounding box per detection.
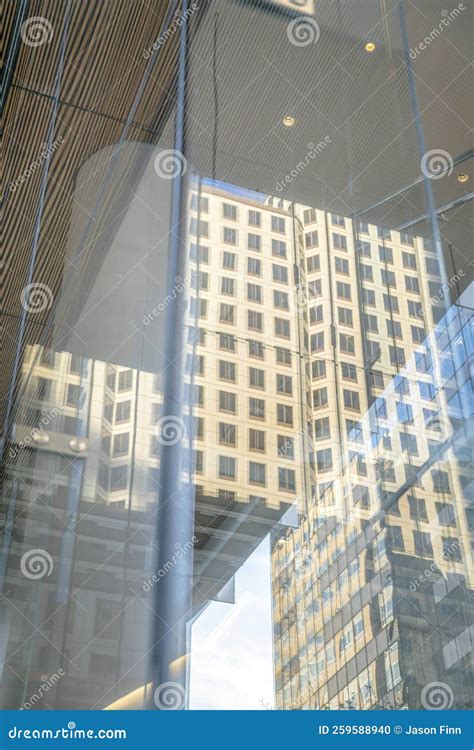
[362,288,375,306]
[389,345,405,366]
[219,360,236,382]
[219,391,236,413]
[305,231,318,248]
[310,331,324,352]
[381,269,396,287]
[221,277,235,296]
[276,374,292,395]
[336,281,351,300]
[335,256,349,274]
[363,313,378,333]
[223,202,237,220]
[249,397,265,420]
[248,283,263,303]
[219,422,236,446]
[249,367,265,389]
[248,310,263,331]
[387,319,402,338]
[310,305,323,324]
[303,208,317,224]
[190,218,209,237]
[219,455,236,479]
[190,193,208,212]
[115,401,131,423]
[314,417,330,440]
[249,429,265,452]
[248,340,264,359]
[113,432,129,456]
[271,215,286,233]
[249,461,266,485]
[118,369,133,391]
[278,468,296,492]
[223,227,237,245]
[312,360,326,379]
[338,307,353,326]
[411,325,425,343]
[378,245,393,263]
[316,448,332,471]
[220,303,235,324]
[341,362,357,381]
[400,231,414,245]
[190,243,209,263]
[249,209,261,226]
[248,257,261,276]
[340,333,355,354]
[274,290,289,309]
[313,387,328,408]
[357,240,371,257]
[383,293,399,313]
[405,275,420,293]
[369,370,384,388]
[359,264,373,281]
[343,389,360,410]
[306,254,320,272]
[248,233,261,251]
[272,264,288,283]
[402,251,417,269]
[308,279,322,298]
[275,317,290,338]
[333,233,347,250]
[407,299,423,318]
[277,435,294,459]
[272,239,287,257]
[219,333,235,351]
[277,404,293,426]
[414,530,433,558]
[276,347,291,366]
[331,213,345,227]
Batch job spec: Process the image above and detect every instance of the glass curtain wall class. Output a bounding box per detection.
[1,0,472,711]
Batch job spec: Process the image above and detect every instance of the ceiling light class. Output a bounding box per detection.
[457,173,469,183]
[283,116,296,127]
[364,42,376,53]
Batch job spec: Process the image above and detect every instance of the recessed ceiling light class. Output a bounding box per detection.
[283,116,296,127]
[365,42,376,53]
[457,173,469,183]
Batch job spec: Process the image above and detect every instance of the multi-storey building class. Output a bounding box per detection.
[1,182,472,710]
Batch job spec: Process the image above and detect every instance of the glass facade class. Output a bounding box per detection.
[1,0,472,712]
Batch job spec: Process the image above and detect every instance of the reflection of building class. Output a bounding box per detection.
[2,182,472,710]
[270,200,474,709]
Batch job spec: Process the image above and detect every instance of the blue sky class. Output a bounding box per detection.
[189,536,274,710]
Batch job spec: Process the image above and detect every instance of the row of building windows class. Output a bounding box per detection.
[193,453,297,492]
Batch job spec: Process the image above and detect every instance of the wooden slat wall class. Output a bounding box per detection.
[1,0,188,437]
